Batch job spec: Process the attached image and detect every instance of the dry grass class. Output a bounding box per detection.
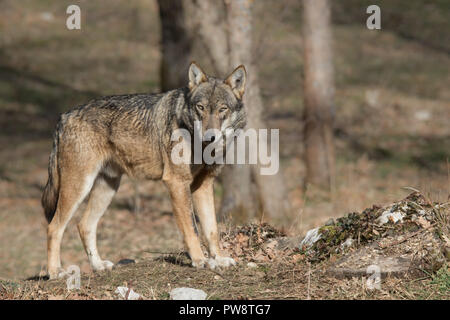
[1,248,448,300]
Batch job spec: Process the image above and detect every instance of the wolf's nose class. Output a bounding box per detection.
[210,135,216,142]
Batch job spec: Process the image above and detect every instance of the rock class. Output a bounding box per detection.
[327,227,444,279]
[300,228,322,249]
[117,258,136,265]
[170,287,207,300]
[247,262,257,268]
[340,237,354,250]
[113,259,136,269]
[39,12,54,22]
[376,206,406,225]
[115,286,141,300]
[327,243,414,279]
[414,110,431,121]
[365,89,380,108]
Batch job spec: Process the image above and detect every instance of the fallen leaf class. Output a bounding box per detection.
[416,216,431,229]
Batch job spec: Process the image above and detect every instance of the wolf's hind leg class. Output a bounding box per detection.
[78,174,121,272]
[47,166,100,279]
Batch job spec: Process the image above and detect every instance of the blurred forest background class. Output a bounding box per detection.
[0,0,449,280]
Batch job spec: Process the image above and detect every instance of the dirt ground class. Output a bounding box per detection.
[0,1,449,299]
[2,206,449,299]
[0,258,448,300]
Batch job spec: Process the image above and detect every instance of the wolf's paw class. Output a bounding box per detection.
[213,256,236,268]
[92,260,114,272]
[192,257,236,270]
[48,267,67,280]
[205,256,236,270]
[191,258,208,269]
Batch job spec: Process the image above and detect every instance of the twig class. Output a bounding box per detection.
[125,281,132,300]
[143,250,184,255]
[306,262,311,300]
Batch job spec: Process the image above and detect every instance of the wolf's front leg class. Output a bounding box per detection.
[164,179,207,267]
[192,175,236,269]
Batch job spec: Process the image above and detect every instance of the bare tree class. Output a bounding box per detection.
[157,0,290,222]
[157,0,192,91]
[189,0,291,222]
[302,0,336,190]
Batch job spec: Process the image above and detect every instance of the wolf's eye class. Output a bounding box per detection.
[219,107,228,113]
[196,104,205,111]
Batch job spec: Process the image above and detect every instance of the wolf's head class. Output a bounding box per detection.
[185,62,247,143]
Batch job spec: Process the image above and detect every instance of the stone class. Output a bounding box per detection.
[115,286,141,300]
[113,259,136,269]
[300,228,322,248]
[170,287,207,300]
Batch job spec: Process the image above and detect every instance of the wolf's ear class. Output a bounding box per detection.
[188,62,207,90]
[224,65,247,99]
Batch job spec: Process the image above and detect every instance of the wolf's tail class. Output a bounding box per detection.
[42,126,60,224]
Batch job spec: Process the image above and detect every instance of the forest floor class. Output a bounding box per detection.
[0,0,449,299]
[1,192,449,300]
[1,256,448,300]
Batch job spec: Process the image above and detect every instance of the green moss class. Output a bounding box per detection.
[319,225,338,239]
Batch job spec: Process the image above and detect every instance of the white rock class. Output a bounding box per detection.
[300,227,322,248]
[170,287,207,300]
[247,262,258,268]
[40,12,54,21]
[115,286,141,300]
[376,207,405,225]
[340,237,354,250]
[365,89,380,108]
[414,110,431,121]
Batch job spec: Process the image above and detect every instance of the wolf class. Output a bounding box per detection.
[42,62,247,279]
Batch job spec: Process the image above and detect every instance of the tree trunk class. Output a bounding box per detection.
[188,0,290,221]
[173,0,291,222]
[187,0,255,222]
[185,0,230,75]
[224,0,290,222]
[157,0,192,91]
[302,0,336,190]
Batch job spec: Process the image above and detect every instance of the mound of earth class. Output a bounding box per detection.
[275,192,449,278]
[218,192,449,279]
